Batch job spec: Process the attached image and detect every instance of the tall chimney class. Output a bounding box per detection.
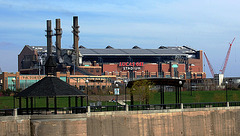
[55,19,62,62]
[46,20,53,57]
[72,16,80,66]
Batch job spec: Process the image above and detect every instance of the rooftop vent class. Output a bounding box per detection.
[79,45,86,49]
[159,46,167,49]
[132,46,141,49]
[106,45,114,49]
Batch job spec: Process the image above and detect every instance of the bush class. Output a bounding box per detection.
[2,88,13,96]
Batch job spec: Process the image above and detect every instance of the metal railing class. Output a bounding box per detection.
[183,102,227,109]
[17,107,87,115]
[90,105,126,112]
[0,109,14,116]
[129,103,181,111]
[1,101,240,116]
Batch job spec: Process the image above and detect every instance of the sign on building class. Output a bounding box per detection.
[114,88,119,95]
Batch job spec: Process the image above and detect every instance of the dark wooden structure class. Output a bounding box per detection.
[14,56,86,115]
[127,78,185,105]
[14,76,86,114]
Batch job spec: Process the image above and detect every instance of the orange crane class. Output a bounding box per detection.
[219,37,235,74]
[204,52,215,77]
[204,38,235,77]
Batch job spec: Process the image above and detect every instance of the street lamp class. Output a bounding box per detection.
[179,80,182,103]
[225,81,228,102]
[12,78,16,91]
[114,83,119,108]
[124,79,128,104]
[85,80,89,106]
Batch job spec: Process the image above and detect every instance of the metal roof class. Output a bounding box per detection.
[31,45,197,56]
[79,46,193,56]
[15,77,86,97]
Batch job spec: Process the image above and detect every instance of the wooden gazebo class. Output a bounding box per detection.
[14,76,87,114]
[14,56,87,115]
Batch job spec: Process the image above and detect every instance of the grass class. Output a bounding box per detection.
[149,90,240,104]
[1,90,240,109]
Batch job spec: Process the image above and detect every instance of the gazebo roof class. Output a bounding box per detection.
[15,76,86,97]
[127,78,185,88]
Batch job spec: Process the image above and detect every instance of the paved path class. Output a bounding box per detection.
[117,100,126,105]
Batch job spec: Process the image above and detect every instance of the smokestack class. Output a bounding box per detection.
[55,19,62,62]
[46,20,53,57]
[72,16,80,66]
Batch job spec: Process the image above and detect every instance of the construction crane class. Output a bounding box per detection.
[219,37,235,74]
[204,38,235,78]
[204,52,215,77]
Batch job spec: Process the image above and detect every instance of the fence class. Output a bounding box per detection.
[1,102,240,116]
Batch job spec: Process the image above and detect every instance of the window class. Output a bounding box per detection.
[102,86,106,89]
[151,75,157,77]
[79,86,85,91]
[165,75,171,78]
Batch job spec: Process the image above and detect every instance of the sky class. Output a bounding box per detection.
[0,0,240,77]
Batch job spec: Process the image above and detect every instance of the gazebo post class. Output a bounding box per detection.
[180,87,182,103]
[75,96,78,113]
[162,86,165,104]
[26,97,29,115]
[30,97,33,115]
[46,97,49,112]
[81,96,83,113]
[68,96,71,108]
[178,87,180,103]
[175,86,178,104]
[160,85,164,104]
[54,96,57,114]
[80,96,83,107]
[13,96,15,109]
[19,97,22,114]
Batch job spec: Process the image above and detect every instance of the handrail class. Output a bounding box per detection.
[1,101,240,116]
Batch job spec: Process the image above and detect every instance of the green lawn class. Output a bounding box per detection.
[149,90,240,104]
[1,90,240,109]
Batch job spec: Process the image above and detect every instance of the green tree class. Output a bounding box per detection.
[2,88,13,96]
[130,80,154,104]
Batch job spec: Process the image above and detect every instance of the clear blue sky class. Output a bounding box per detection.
[0,0,240,77]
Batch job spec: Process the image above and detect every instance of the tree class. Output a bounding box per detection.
[130,80,154,104]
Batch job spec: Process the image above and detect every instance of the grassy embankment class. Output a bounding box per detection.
[1,90,240,109]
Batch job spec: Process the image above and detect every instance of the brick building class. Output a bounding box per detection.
[18,45,205,80]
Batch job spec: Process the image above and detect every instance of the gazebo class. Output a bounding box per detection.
[14,56,87,115]
[127,78,185,105]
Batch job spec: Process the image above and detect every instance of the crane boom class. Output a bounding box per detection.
[204,52,215,77]
[220,37,235,74]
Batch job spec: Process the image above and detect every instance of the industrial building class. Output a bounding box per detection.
[18,45,205,80]
[2,16,206,92]
[17,16,205,80]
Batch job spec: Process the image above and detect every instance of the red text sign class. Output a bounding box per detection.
[119,62,144,67]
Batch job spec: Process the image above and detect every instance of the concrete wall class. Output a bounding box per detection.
[0,107,240,136]
[31,114,87,136]
[0,116,30,135]
[88,107,240,136]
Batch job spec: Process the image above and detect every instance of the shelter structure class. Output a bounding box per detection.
[14,56,87,115]
[127,78,185,105]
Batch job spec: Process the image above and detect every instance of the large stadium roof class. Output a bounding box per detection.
[30,45,198,56]
[78,46,197,56]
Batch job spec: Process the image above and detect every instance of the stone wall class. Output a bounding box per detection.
[30,114,87,136]
[88,107,240,136]
[0,116,30,135]
[0,107,240,135]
